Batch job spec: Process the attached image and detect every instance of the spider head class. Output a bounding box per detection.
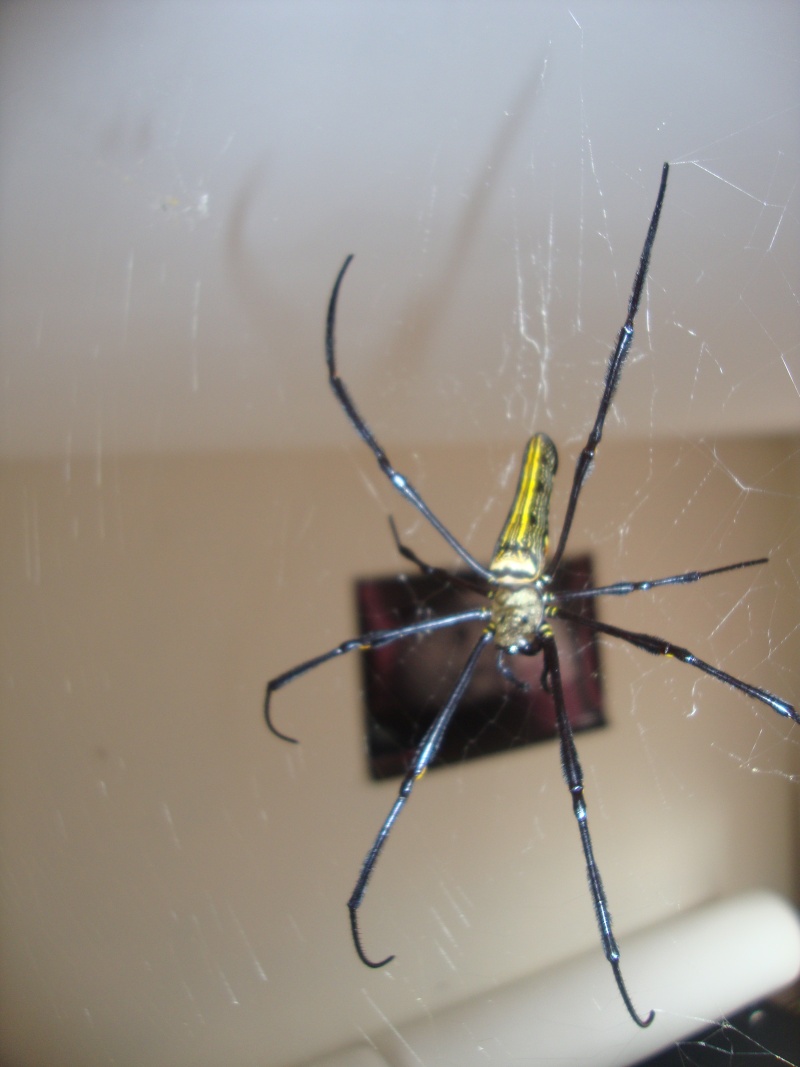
[489,582,546,653]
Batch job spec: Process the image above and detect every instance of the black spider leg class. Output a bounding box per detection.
[541,631,655,1028]
[348,628,494,967]
[388,516,489,597]
[554,605,800,725]
[389,517,526,691]
[265,608,491,743]
[388,516,522,694]
[496,651,530,691]
[548,163,669,577]
[327,255,495,583]
[555,557,768,603]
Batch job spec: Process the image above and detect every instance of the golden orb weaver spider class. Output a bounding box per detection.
[265,162,799,1028]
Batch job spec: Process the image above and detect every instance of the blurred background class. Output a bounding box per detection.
[1,2,799,1065]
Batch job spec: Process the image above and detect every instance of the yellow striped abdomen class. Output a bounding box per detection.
[489,433,558,584]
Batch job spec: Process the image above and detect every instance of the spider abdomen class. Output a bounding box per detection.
[490,433,558,583]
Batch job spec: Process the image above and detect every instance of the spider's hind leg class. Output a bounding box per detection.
[324,255,495,582]
[387,517,487,596]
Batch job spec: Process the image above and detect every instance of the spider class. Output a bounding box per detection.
[265,162,799,1028]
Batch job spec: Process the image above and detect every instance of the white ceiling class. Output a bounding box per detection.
[1,0,798,459]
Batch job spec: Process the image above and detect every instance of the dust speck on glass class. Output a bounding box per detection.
[264,163,799,1029]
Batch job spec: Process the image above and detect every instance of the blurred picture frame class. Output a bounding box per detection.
[355,554,605,779]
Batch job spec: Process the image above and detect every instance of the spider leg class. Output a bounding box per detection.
[388,516,488,596]
[326,256,495,583]
[496,650,530,692]
[348,629,494,967]
[555,557,768,602]
[549,163,669,576]
[555,607,800,725]
[541,632,654,1028]
[265,608,491,743]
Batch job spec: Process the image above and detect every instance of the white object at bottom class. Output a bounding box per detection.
[308,890,800,1067]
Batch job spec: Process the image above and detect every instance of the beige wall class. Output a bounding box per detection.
[1,435,798,1066]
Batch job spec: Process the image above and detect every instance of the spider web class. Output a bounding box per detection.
[1,4,799,1067]
[328,16,800,1067]
[356,229,800,1057]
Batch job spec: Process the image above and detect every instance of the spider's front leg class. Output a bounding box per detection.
[264,609,490,743]
[347,629,493,966]
[542,631,655,1029]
